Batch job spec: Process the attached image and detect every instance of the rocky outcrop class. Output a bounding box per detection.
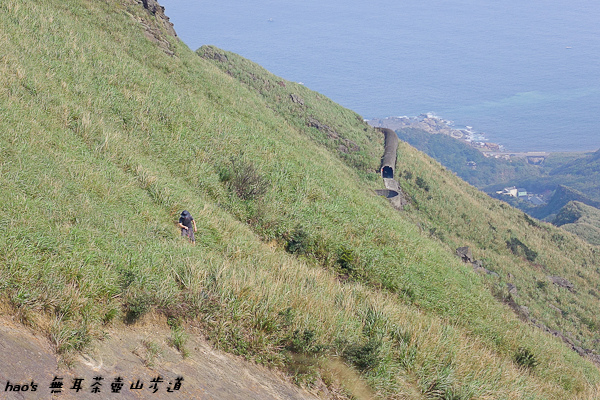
[128,0,178,56]
[548,276,575,292]
[306,117,360,154]
[138,0,177,37]
[456,246,499,277]
[199,45,229,64]
[290,94,304,105]
[454,246,592,365]
[456,246,474,263]
[530,317,600,367]
[307,117,337,138]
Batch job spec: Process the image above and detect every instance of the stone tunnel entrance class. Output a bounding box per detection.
[381,166,394,179]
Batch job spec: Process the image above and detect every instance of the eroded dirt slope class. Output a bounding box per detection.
[0,314,318,400]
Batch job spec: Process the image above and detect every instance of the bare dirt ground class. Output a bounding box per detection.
[0,313,319,400]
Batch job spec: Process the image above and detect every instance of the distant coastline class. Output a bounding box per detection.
[368,115,600,161]
[367,113,506,154]
[366,114,591,164]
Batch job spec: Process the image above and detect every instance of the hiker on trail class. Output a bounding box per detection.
[178,210,197,244]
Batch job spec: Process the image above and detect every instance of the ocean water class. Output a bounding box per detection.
[160,0,600,152]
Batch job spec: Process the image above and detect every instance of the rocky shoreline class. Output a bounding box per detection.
[367,114,505,153]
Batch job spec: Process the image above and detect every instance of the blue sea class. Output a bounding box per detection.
[160,0,600,152]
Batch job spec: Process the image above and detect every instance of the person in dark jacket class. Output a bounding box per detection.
[178,210,197,244]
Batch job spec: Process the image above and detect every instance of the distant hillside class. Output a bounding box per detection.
[3,1,600,398]
[500,149,600,203]
[551,148,600,176]
[531,185,600,220]
[388,126,600,244]
[547,149,600,200]
[394,127,540,187]
[554,201,600,246]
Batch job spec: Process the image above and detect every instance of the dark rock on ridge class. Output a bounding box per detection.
[138,0,177,37]
[456,246,474,263]
[307,117,360,154]
[290,94,304,105]
[128,0,178,56]
[548,275,575,292]
[530,317,600,367]
[307,117,339,139]
[456,246,499,277]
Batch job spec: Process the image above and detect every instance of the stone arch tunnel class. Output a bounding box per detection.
[379,127,399,179]
[374,127,408,209]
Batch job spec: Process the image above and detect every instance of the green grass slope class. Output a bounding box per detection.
[200,43,600,363]
[1,0,600,398]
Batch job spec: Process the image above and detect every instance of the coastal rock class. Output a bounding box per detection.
[367,114,503,153]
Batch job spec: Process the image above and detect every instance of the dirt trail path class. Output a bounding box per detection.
[0,314,318,400]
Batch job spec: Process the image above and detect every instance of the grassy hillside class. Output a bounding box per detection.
[391,127,600,243]
[200,43,600,357]
[554,202,600,246]
[2,0,600,398]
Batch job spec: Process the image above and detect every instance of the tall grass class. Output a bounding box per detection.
[1,0,600,398]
